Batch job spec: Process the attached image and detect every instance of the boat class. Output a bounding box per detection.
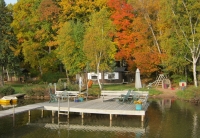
[0,97,17,104]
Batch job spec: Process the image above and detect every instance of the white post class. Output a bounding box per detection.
[52,111,55,117]
[41,109,44,118]
[58,96,60,118]
[110,114,112,121]
[141,115,144,122]
[81,112,84,119]
[68,92,70,118]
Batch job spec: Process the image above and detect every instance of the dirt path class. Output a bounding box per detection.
[151,87,179,99]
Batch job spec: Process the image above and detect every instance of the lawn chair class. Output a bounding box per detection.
[130,92,140,104]
[48,84,57,103]
[61,91,69,101]
[118,89,132,104]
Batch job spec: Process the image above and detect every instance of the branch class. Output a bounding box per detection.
[184,54,192,63]
[182,1,195,48]
[171,6,191,49]
[138,0,161,54]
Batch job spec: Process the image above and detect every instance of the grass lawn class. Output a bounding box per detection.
[5,82,162,96]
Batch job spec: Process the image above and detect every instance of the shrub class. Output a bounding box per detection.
[22,87,35,96]
[0,86,15,96]
[88,87,101,96]
[66,83,79,91]
[41,72,66,83]
[32,86,47,97]
[22,85,48,97]
[176,86,200,100]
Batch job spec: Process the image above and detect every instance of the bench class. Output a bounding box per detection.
[55,91,87,102]
[101,90,129,102]
[101,90,149,103]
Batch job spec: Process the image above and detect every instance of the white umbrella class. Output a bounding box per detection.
[135,68,142,89]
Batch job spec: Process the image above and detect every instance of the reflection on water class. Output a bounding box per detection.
[0,98,200,138]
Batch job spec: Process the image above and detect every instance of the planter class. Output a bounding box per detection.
[74,99,79,102]
[135,104,142,110]
[78,97,84,102]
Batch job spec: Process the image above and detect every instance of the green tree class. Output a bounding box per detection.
[56,20,86,78]
[159,0,200,86]
[157,0,189,81]
[0,0,18,86]
[83,8,116,90]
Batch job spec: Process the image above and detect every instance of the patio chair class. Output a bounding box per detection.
[61,91,69,101]
[130,92,140,104]
[48,84,57,103]
[118,89,132,104]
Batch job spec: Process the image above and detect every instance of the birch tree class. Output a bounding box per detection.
[170,0,200,87]
[83,8,116,90]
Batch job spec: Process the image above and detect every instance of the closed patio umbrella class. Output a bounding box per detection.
[135,68,142,90]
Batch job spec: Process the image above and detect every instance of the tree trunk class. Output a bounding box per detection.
[0,66,4,86]
[6,69,10,81]
[97,62,102,90]
[192,57,198,87]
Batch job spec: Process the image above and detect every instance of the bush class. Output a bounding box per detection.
[0,86,15,96]
[66,83,79,91]
[176,86,200,100]
[41,72,66,83]
[88,87,101,96]
[22,85,48,97]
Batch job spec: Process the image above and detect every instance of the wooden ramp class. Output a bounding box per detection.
[0,104,43,117]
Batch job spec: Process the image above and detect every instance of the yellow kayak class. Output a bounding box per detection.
[0,97,17,104]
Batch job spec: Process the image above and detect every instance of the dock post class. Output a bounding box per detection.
[52,111,55,117]
[82,119,84,125]
[110,114,112,121]
[52,117,54,124]
[68,92,70,119]
[57,95,61,118]
[81,112,84,119]
[41,109,44,118]
[141,115,144,122]
[110,121,112,127]
[28,110,31,116]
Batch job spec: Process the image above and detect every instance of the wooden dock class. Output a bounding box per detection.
[0,104,43,117]
[0,94,149,121]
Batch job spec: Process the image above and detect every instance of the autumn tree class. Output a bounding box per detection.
[108,0,136,71]
[83,8,116,90]
[59,0,108,22]
[12,0,60,76]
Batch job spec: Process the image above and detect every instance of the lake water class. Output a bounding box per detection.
[0,98,200,138]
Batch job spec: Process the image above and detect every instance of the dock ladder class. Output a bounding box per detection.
[57,92,70,118]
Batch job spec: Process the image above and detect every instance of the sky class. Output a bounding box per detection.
[4,0,17,5]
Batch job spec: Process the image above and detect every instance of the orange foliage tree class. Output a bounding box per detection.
[107,0,136,69]
[108,0,162,76]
